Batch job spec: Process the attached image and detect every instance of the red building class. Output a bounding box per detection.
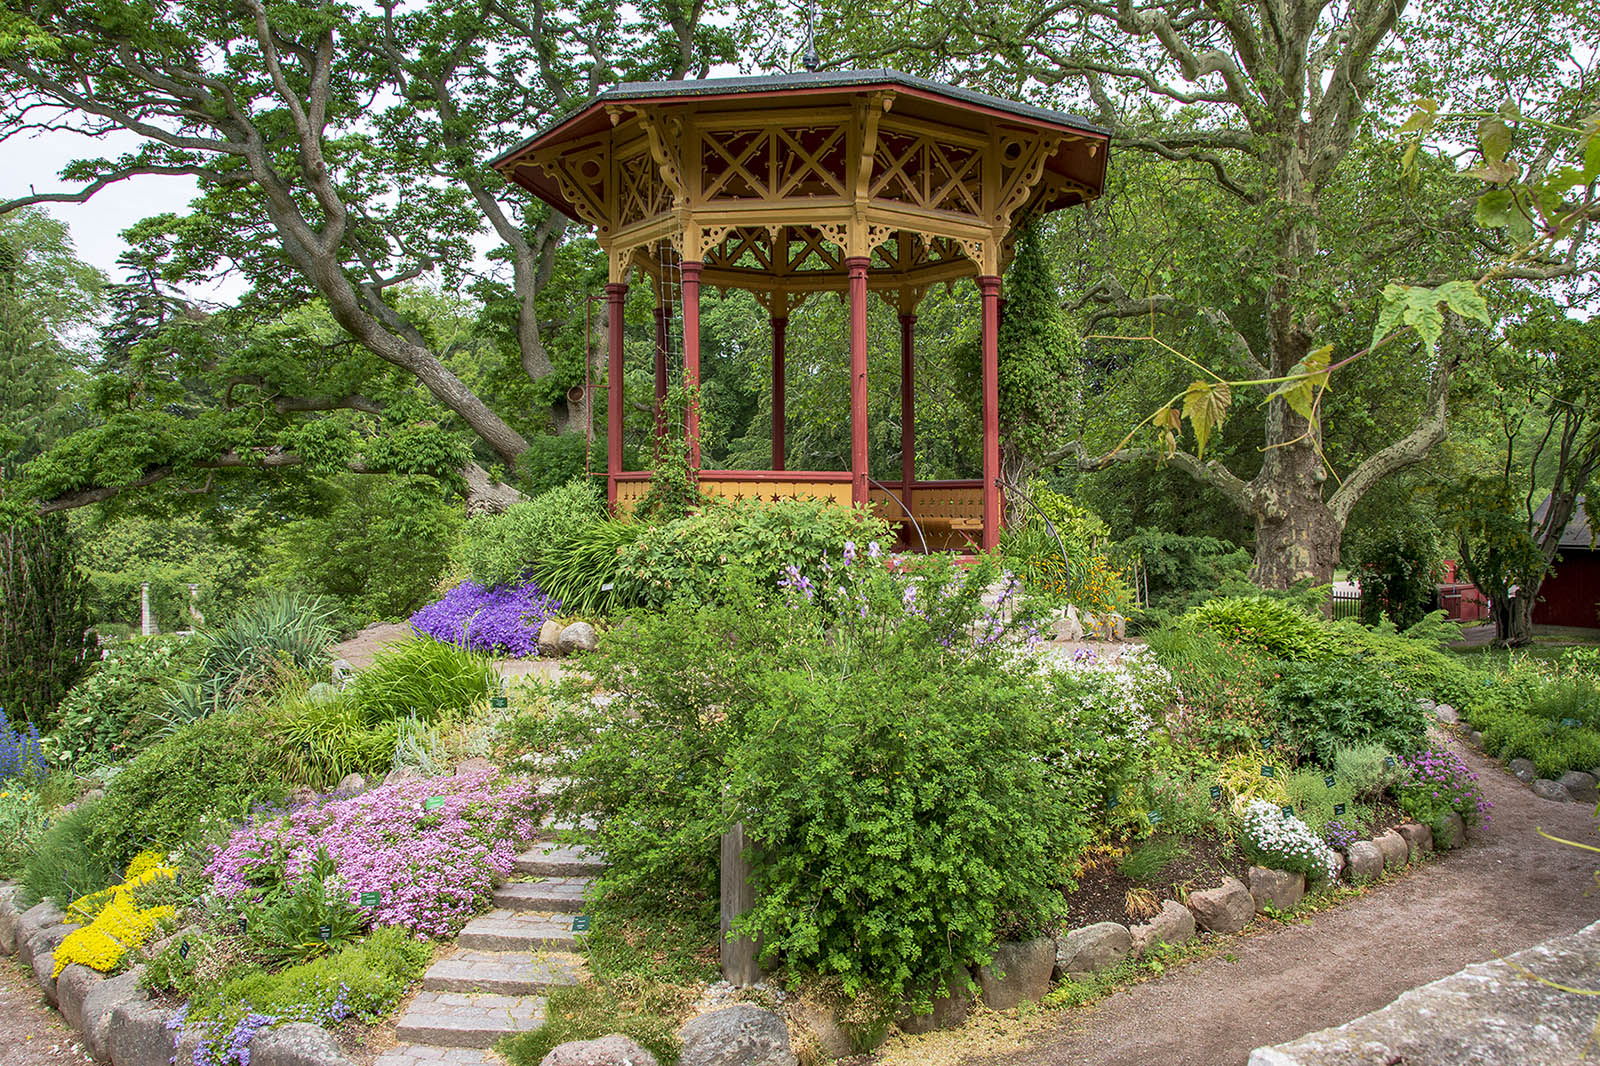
[1531,496,1600,629]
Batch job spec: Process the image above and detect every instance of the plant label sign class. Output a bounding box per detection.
[1324,775,1336,788]
[1261,765,1276,778]
[1561,717,1581,728]
[318,924,331,943]
[1384,756,1397,769]
[237,917,247,935]
[1107,793,1120,811]
[423,797,446,812]
[1147,810,1163,826]
[359,892,380,907]
[1209,785,1223,801]
[1260,739,1274,751]
[1334,803,1346,816]
[1281,805,1295,818]
[491,696,509,709]
[179,940,189,960]
[571,914,591,933]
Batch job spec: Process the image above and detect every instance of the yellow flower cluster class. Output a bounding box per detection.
[54,852,175,977]
[1020,550,1128,615]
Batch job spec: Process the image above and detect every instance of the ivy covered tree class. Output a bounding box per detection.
[0,514,94,728]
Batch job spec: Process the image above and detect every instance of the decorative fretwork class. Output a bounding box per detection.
[870,127,985,218]
[616,151,673,227]
[698,125,849,202]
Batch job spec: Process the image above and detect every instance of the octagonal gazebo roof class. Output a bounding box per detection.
[492,68,1109,302]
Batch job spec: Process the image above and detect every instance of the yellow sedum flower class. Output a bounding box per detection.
[54,852,176,977]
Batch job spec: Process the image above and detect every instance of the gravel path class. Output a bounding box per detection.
[980,734,1600,1066]
[0,956,92,1065]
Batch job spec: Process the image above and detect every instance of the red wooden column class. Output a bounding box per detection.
[681,261,703,469]
[978,274,1002,551]
[898,312,916,502]
[846,257,871,508]
[605,280,628,512]
[771,315,787,471]
[653,303,670,449]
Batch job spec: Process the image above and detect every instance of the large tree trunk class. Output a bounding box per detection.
[1493,590,1535,647]
[1249,469,1343,587]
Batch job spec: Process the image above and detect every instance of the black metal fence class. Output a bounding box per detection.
[1330,587,1362,621]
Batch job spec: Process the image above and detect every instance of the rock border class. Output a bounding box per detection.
[0,884,357,1066]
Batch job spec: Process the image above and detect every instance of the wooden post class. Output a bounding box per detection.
[681,261,703,470]
[899,311,916,509]
[979,275,1002,551]
[653,303,670,449]
[720,821,761,985]
[771,315,787,471]
[847,257,870,508]
[605,281,628,512]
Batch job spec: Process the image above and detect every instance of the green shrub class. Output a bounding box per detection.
[1145,770,1232,838]
[1528,676,1600,730]
[498,981,688,1066]
[167,590,337,720]
[1345,521,1443,630]
[535,520,647,615]
[343,638,496,725]
[615,497,894,610]
[1268,658,1426,767]
[1474,706,1600,777]
[1284,768,1371,835]
[1144,624,1276,754]
[1114,528,1253,617]
[1326,620,1480,708]
[51,636,200,768]
[461,479,605,588]
[0,789,52,880]
[546,557,1092,1000]
[1189,596,1330,660]
[83,711,290,868]
[1331,742,1403,799]
[514,434,592,497]
[0,514,95,730]
[18,802,118,908]
[267,690,401,789]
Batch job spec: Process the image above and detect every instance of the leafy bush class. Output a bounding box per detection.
[18,802,119,909]
[1326,620,1479,708]
[83,710,291,869]
[1114,528,1253,617]
[1189,597,1329,660]
[267,691,401,789]
[206,767,541,938]
[1396,745,1491,841]
[1345,521,1443,629]
[460,479,605,588]
[51,636,200,768]
[1473,705,1600,778]
[1238,800,1338,882]
[1003,484,1129,614]
[1216,751,1291,813]
[1332,742,1403,800]
[514,434,592,497]
[343,638,496,725]
[1284,769,1370,836]
[546,556,1094,1000]
[239,847,370,967]
[1528,676,1600,730]
[1144,625,1275,754]
[615,497,893,610]
[0,707,47,784]
[167,590,337,719]
[535,520,646,616]
[1268,658,1426,767]
[0,514,94,729]
[0,788,50,879]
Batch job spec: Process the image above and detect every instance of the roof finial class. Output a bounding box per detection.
[802,0,819,72]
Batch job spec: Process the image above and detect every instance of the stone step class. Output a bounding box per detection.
[493,878,591,914]
[457,909,582,952]
[394,991,546,1048]
[422,950,587,995]
[374,1046,501,1066]
[515,841,606,878]
[536,811,598,838]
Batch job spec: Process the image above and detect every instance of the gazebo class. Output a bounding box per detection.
[492,69,1108,550]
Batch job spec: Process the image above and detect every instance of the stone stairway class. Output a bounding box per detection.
[379,804,603,1065]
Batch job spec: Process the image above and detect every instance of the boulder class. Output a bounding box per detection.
[1374,830,1410,871]
[1054,921,1132,977]
[25,920,73,1005]
[558,621,599,655]
[1079,611,1100,640]
[106,996,177,1066]
[1343,840,1383,882]
[1508,758,1537,783]
[16,900,64,971]
[1248,866,1306,913]
[1396,822,1434,858]
[1435,811,1467,850]
[678,1005,797,1066]
[1188,877,1254,934]
[539,618,566,655]
[978,937,1056,1010]
[334,772,366,794]
[1532,779,1574,803]
[454,757,493,776]
[252,1022,360,1066]
[290,786,319,806]
[1049,605,1084,643]
[792,999,855,1057]
[1469,731,1485,748]
[541,1035,661,1066]
[81,966,144,1063]
[1434,703,1459,724]
[0,884,20,955]
[57,962,104,1031]
[330,658,353,682]
[1129,901,1196,956]
[894,979,973,1036]
[1107,612,1127,640]
[1416,698,1437,711]
[1557,771,1599,805]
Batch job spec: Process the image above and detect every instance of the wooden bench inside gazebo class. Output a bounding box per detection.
[492,69,1108,551]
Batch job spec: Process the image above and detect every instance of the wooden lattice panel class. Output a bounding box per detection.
[699,476,852,507]
[870,127,985,219]
[698,124,850,203]
[613,476,653,517]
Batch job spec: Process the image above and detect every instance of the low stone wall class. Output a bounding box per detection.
[0,883,355,1066]
[1248,918,1600,1066]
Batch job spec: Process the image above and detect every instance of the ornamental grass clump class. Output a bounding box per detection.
[409,580,561,657]
[206,768,541,938]
[1239,799,1339,883]
[1396,744,1491,840]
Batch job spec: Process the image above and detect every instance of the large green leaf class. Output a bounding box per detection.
[1182,381,1231,459]
[1372,282,1491,357]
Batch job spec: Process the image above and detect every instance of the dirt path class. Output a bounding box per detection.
[0,957,92,1065]
[981,735,1600,1066]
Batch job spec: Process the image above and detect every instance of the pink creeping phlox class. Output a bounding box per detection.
[206,769,542,938]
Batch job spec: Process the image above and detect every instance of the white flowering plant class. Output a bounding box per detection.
[1239,799,1340,883]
